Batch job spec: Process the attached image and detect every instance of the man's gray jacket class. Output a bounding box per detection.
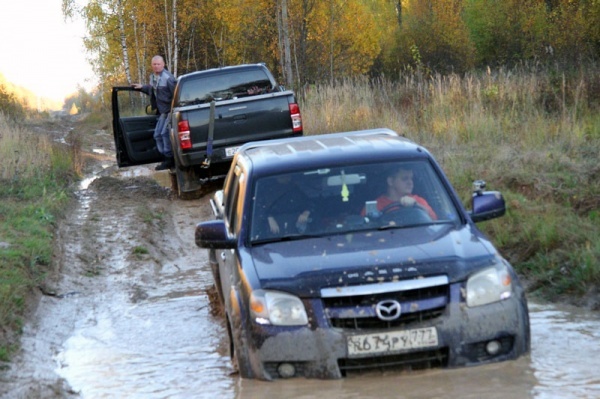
[141,69,176,115]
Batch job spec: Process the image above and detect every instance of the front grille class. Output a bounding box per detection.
[331,308,444,329]
[338,348,449,376]
[323,282,448,330]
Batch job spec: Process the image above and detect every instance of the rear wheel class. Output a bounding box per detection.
[169,168,203,200]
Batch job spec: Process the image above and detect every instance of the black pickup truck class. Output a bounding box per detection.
[112,63,303,198]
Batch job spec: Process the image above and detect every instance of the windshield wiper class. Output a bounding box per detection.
[251,232,329,245]
[378,220,456,231]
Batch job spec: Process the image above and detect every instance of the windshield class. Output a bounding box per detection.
[249,160,461,244]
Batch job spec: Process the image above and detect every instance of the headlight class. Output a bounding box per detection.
[250,290,308,326]
[466,263,512,307]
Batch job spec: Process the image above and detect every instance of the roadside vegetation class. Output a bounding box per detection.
[0,113,81,362]
[1,62,599,364]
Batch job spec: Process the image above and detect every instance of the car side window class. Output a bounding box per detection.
[224,165,243,235]
[117,89,151,117]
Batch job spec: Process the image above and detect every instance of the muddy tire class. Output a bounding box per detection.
[178,188,203,200]
[169,169,203,200]
[209,252,225,305]
[227,315,253,378]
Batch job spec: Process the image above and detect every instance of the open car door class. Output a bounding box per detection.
[112,87,164,167]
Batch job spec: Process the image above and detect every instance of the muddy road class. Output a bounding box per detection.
[1,120,600,398]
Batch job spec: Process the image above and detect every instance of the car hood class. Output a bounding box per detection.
[248,224,499,297]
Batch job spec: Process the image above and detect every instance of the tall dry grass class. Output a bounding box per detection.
[0,114,83,183]
[300,65,598,148]
[0,114,53,180]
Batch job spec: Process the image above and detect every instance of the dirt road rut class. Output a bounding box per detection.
[0,170,231,398]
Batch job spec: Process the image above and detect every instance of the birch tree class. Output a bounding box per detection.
[279,0,293,87]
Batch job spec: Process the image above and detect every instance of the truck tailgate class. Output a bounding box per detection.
[181,91,297,149]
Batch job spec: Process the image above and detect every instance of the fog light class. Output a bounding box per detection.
[277,362,296,378]
[486,340,501,356]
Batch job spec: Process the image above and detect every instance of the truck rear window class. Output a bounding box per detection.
[177,69,274,106]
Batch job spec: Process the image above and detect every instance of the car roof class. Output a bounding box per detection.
[236,128,432,175]
[179,63,268,80]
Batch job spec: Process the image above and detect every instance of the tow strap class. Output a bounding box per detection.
[202,100,216,168]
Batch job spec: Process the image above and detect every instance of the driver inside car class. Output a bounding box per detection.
[254,174,312,236]
[363,165,438,220]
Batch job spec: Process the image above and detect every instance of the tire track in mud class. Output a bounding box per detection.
[0,173,233,398]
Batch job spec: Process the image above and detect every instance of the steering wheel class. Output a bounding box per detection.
[380,201,404,214]
[380,202,432,224]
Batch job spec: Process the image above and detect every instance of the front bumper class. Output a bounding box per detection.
[247,283,530,379]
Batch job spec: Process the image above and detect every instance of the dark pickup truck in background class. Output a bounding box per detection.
[112,63,303,198]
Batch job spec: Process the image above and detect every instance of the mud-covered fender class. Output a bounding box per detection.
[226,284,259,378]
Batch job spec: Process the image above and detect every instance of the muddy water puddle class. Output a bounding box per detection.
[55,294,231,398]
[46,301,600,399]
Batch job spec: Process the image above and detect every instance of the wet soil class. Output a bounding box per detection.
[1,115,599,398]
[0,115,230,397]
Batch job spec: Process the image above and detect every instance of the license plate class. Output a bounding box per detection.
[347,327,438,356]
[225,146,241,157]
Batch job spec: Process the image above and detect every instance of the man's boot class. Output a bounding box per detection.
[155,157,174,171]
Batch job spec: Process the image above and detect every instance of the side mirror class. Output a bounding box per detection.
[146,105,158,115]
[195,220,236,249]
[469,180,506,223]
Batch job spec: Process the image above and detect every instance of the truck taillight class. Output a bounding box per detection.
[178,120,192,150]
[289,103,302,133]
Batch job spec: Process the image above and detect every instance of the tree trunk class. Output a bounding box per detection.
[281,0,293,88]
[329,0,334,84]
[395,0,402,26]
[117,0,133,84]
[172,0,178,76]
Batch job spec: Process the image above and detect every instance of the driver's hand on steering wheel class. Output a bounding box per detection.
[400,196,416,207]
[297,210,311,224]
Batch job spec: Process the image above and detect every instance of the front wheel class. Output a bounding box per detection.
[226,314,253,378]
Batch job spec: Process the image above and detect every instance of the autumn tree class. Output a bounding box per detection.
[63,0,600,100]
[0,82,25,121]
[398,0,475,73]
[289,0,382,83]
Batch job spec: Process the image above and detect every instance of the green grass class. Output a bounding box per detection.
[132,246,149,256]
[137,206,165,224]
[0,113,78,361]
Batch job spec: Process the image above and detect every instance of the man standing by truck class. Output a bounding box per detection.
[132,55,177,170]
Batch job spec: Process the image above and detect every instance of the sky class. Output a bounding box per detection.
[0,0,95,106]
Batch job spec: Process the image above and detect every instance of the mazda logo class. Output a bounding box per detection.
[375,300,402,321]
